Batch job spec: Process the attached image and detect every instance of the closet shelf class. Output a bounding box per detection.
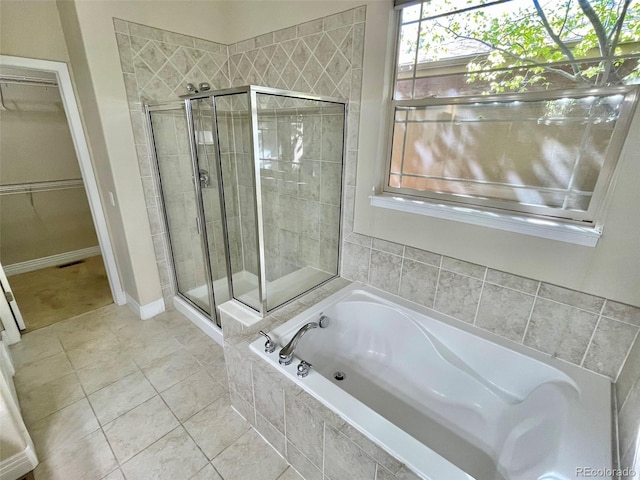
[0,179,84,196]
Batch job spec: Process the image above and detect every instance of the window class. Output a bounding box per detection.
[385,0,640,226]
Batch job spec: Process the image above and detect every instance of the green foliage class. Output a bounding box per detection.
[414,0,640,92]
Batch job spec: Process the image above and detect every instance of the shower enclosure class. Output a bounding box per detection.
[145,86,346,327]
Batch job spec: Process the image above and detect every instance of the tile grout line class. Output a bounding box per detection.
[520,282,541,344]
[322,421,326,478]
[580,301,607,367]
[432,255,444,309]
[472,268,489,326]
[396,246,406,296]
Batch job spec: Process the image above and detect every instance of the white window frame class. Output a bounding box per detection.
[372,3,640,246]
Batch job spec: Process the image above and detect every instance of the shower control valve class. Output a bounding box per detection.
[258,331,276,354]
[297,360,312,378]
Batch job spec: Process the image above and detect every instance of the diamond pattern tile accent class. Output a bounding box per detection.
[170,47,197,76]
[137,42,167,71]
[156,62,183,92]
[133,57,155,90]
[130,36,149,54]
[312,34,336,65]
[327,26,352,49]
[155,41,180,58]
[302,33,323,52]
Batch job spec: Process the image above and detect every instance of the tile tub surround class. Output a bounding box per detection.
[10,301,303,480]
[114,7,365,307]
[221,277,422,480]
[340,233,640,383]
[617,333,640,478]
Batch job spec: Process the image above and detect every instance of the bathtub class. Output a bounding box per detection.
[250,283,612,480]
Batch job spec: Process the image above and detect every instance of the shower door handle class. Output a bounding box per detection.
[195,216,201,235]
[199,169,210,187]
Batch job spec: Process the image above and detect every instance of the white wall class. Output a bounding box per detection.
[0,81,99,265]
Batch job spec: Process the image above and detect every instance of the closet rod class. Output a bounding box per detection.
[0,75,58,87]
[0,179,84,196]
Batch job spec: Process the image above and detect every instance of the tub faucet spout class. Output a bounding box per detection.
[279,322,318,365]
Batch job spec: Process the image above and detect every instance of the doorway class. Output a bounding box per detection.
[0,56,124,337]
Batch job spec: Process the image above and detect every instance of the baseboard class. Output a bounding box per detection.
[4,246,102,276]
[0,444,38,480]
[126,293,165,320]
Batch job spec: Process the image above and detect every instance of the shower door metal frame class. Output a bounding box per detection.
[145,102,222,328]
[181,85,348,316]
[149,85,348,317]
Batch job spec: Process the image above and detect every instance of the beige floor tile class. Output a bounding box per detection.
[278,467,305,480]
[121,427,208,480]
[160,369,227,421]
[33,429,117,480]
[55,315,114,350]
[29,397,99,459]
[100,469,125,480]
[89,371,156,425]
[183,395,250,460]
[113,317,169,341]
[154,311,193,332]
[65,332,123,370]
[14,351,74,395]
[100,307,140,331]
[171,323,209,347]
[18,372,85,425]
[103,395,179,463]
[190,464,223,480]
[206,361,229,386]
[211,429,287,480]
[75,354,139,395]
[185,337,225,367]
[141,348,201,392]
[123,334,183,367]
[9,329,63,370]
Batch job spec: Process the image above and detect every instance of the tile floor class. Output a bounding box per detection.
[10,303,299,480]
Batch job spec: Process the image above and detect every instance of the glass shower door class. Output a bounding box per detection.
[190,98,232,313]
[147,106,215,318]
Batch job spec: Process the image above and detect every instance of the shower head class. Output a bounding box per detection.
[199,82,211,91]
[186,83,198,93]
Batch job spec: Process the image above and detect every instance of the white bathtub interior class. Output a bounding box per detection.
[251,283,612,480]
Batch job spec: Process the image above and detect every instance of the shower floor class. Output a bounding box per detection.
[185,266,333,313]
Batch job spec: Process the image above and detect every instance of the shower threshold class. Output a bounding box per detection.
[175,267,335,346]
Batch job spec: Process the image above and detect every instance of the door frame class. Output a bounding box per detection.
[0,55,126,307]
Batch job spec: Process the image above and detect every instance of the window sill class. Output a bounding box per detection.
[370,194,602,247]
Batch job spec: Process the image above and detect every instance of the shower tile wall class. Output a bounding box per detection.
[149,110,206,295]
[215,95,257,277]
[227,7,364,282]
[190,101,230,283]
[617,333,640,476]
[256,103,344,281]
[114,19,231,305]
